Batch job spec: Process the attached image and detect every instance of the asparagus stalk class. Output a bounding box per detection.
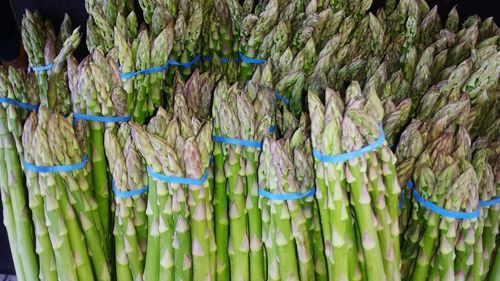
[212,82,230,281]
[0,108,27,281]
[105,124,146,280]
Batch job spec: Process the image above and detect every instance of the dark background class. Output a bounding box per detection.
[1,0,499,275]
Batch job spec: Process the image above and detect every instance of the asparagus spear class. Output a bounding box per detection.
[30,110,83,281]
[105,124,146,280]
[212,82,230,281]
[0,108,27,281]
[22,10,48,104]
[259,137,300,281]
[49,112,111,280]
[21,112,58,281]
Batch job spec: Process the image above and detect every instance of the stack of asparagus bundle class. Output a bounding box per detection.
[308,83,401,281]
[258,115,327,281]
[104,123,148,281]
[1,18,82,281]
[22,108,111,281]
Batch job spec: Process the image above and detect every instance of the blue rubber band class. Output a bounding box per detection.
[202,55,213,61]
[274,91,290,104]
[398,189,405,210]
[479,196,500,207]
[268,125,277,134]
[212,135,262,148]
[119,64,168,79]
[23,155,88,173]
[30,63,53,72]
[313,124,385,163]
[73,113,131,123]
[0,97,40,110]
[119,54,202,79]
[167,54,201,68]
[238,52,266,64]
[147,166,209,185]
[258,187,316,200]
[112,181,148,198]
[406,180,480,219]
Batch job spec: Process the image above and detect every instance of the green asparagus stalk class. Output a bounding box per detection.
[258,137,300,281]
[105,124,146,280]
[0,108,27,281]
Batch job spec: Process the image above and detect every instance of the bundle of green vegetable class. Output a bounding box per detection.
[211,65,276,280]
[0,67,39,281]
[131,88,215,281]
[71,48,129,248]
[258,114,327,281]
[104,123,148,280]
[22,108,110,281]
[308,83,401,281]
[21,11,75,111]
[114,12,174,123]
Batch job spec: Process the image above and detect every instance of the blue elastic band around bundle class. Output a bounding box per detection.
[23,155,88,173]
[147,166,209,185]
[30,63,53,72]
[313,124,385,163]
[73,113,131,123]
[398,189,405,210]
[406,180,480,219]
[0,97,40,111]
[119,64,167,79]
[112,181,148,198]
[258,187,316,200]
[119,54,202,79]
[212,135,262,148]
[479,196,500,207]
[167,54,201,68]
[238,52,266,64]
[274,91,290,104]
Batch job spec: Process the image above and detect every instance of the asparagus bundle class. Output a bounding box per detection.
[132,89,215,281]
[308,82,401,281]
[259,114,327,281]
[85,0,134,52]
[21,11,77,109]
[212,63,277,280]
[0,68,39,281]
[21,108,111,280]
[104,123,148,280]
[114,12,175,123]
[467,142,496,281]
[483,140,500,280]
[73,48,129,248]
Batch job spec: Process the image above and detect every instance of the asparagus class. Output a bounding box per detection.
[105,124,146,280]
[21,111,58,281]
[212,82,230,281]
[30,109,86,280]
[22,11,48,104]
[48,112,111,280]
[213,81,250,281]
[0,109,28,281]
[258,137,300,281]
